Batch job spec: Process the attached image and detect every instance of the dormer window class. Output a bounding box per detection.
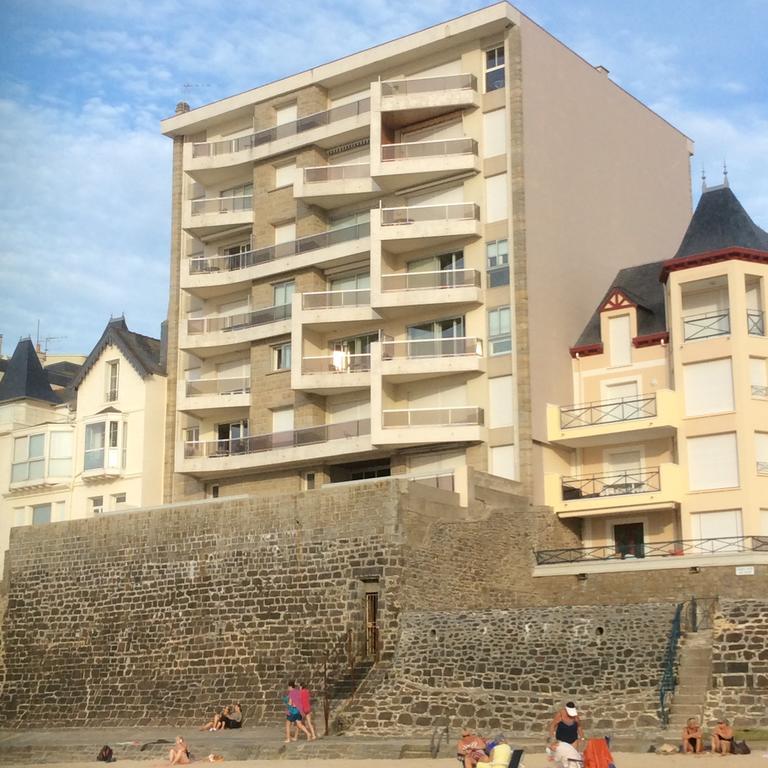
[105,360,119,402]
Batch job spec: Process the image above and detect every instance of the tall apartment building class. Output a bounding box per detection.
[160,2,693,504]
[541,181,768,569]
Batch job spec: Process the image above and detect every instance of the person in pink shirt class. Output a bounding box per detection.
[298,682,317,740]
[283,681,312,743]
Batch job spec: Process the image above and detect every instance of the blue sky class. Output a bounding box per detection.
[1,0,766,355]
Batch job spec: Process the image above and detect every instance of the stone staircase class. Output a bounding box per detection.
[327,658,375,731]
[666,629,713,732]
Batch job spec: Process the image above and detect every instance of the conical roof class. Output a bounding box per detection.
[0,339,61,404]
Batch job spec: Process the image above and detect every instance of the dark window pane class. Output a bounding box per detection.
[488,266,510,288]
[486,69,505,92]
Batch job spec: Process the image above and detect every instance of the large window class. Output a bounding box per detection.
[687,433,739,491]
[488,306,512,355]
[273,280,295,307]
[485,45,505,91]
[218,182,253,211]
[683,358,734,416]
[48,432,73,477]
[11,433,45,483]
[487,240,509,287]
[84,420,125,471]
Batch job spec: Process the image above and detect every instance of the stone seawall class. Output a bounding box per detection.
[339,604,675,735]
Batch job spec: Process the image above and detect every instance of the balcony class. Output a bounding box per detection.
[683,309,729,341]
[179,418,372,474]
[546,390,678,447]
[758,461,768,476]
[379,337,484,380]
[296,288,378,329]
[747,309,765,336]
[372,138,480,190]
[372,203,481,254]
[375,268,482,310]
[183,194,253,237]
[374,405,484,447]
[293,352,372,395]
[544,463,682,516]
[182,222,371,292]
[302,288,370,309]
[178,377,251,414]
[189,98,371,171]
[752,384,768,398]
[294,163,380,208]
[377,74,479,115]
[181,304,291,353]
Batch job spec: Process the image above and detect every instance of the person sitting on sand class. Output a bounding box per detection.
[168,735,191,765]
[457,728,491,768]
[198,707,226,731]
[711,719,734,755]
[682,717,703,754]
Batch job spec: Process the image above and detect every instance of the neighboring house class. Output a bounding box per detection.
[0,318,166,570]
[160,2,693,505]
[541,180,768,568]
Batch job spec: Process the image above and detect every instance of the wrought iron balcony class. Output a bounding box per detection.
[380,202,479,226]
[190,195,252,215]
[303,163,370,183]
[381,336,482,359]
[561,467,661,500]
[301,353,371,374]
[188,222,370,275]
[382,406,483,428]
[302,288,370,309]
[184,418,370,458]
[559,395,657,429]
[185,377,250,397]
[683,309,730,340]
[381,269,480,291]
[536,535,768,565]
[192,98,371,158]
[381,73,477,96]
[747,309,765,336]
[186,303,291,335]
[381,137,477,161]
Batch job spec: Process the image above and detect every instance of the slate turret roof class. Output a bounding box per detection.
[0,338,61,405]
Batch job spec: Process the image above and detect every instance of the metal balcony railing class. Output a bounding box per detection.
[683,309,730,340]
[561,467,661,500]
[536,535,768,565]
[381,268,481,291]
[559,394,657,429]
[303,163,370,183]
[758,461,768,475]
[187,304,291,335]
[381,336,482,359]
[192,98,371,158]
[184,418,371,458]
[190,195,252,216]
[301,353,371,374]
[381,73,477,96]
[302,288,370,309]
[185,377,251,397]
[188,221,370,275]
[747,309,765,336]
[382,406,483,428]
[752,384,768,398]
[381,137,478,161]
[380,202,479,226]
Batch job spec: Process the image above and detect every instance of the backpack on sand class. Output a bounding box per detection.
[97,745,114,762]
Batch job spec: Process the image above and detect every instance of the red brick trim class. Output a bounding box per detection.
[633,331,669,348]
[569,343,603,358]
[601,290,636,312]
[660,247,768,282]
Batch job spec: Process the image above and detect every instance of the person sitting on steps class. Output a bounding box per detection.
[711,719,734,755]
[682,717,703,754]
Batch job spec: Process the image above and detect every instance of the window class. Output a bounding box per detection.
[218,182,253,211]
[105,360,119,401]
[184,425,200,443]
[90,496,104,516]
[208,484,220,499]
[691,510,743,551]
[482,108,507,157]
[275,101,297,126]
[608,315,632,367]
[274,161,297,189]
[408,317,465,356]
[84,420,124,471]
[485,174,508,222]
[221,241,251,269]
[32,503,51,525]
[489,376,514,428]
[487,240,509,287]
[216,420,249,454]
[488,306,511,355]
[303,472,316,490]
[485,45,505,91]
[490,445,517,481]
[687,433,739,491]
[48,431,73,477]
[751,357,768,397]
[11,433,45,483]
[756,432,768,475]
[683,359,734,416]
[111,492,127,509]
[273,342,292,371]
[273,280,295,307]
[274,220,296,244]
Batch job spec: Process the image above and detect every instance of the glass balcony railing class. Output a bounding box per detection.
[301,354,371,374]
[302,288,370,309]
[187,304,291,335]
[561,467,661,500]
[380,73,477,96]
[184,418,371,458]
[380,202,479,226]
[381,268,480,291]
[192,98,371,158]
[381,137,478,161]
[381,336,482,358]
[188,222,370,275]
[382,406,483,428]
[190,195,252,216]
[683,309,730,340]
[747,309,765,336]
[185,377,251,397]
[559,395,657,429]
[303,163,370,183]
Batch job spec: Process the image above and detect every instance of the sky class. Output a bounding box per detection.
[1,0,767,356]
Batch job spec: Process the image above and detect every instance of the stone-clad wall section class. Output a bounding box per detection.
[339,604,676,735]
[704,599,768,727]
[0,482,405,727]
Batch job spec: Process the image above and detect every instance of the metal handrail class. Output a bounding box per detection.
[752,384,768,398]
[536,535,768,565]
[561,467,660,499]
[381,73,477,96]
[186,303,291,334]
[380,268,481,291]
[381,137,477,161]
[758,461,768,475]
[560,394,657,429]
[380,202,479,225]
[302,288,370,309]
[381,336,482,358]
[683,309,730,340]
[188,221,370,275]
[192,97,371,157]
[747,308,765,336]
[304,163,370,183]
[659,603,683,727]
[382,406,483,428]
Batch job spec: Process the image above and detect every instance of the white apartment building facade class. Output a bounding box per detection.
[161,2,694,504]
